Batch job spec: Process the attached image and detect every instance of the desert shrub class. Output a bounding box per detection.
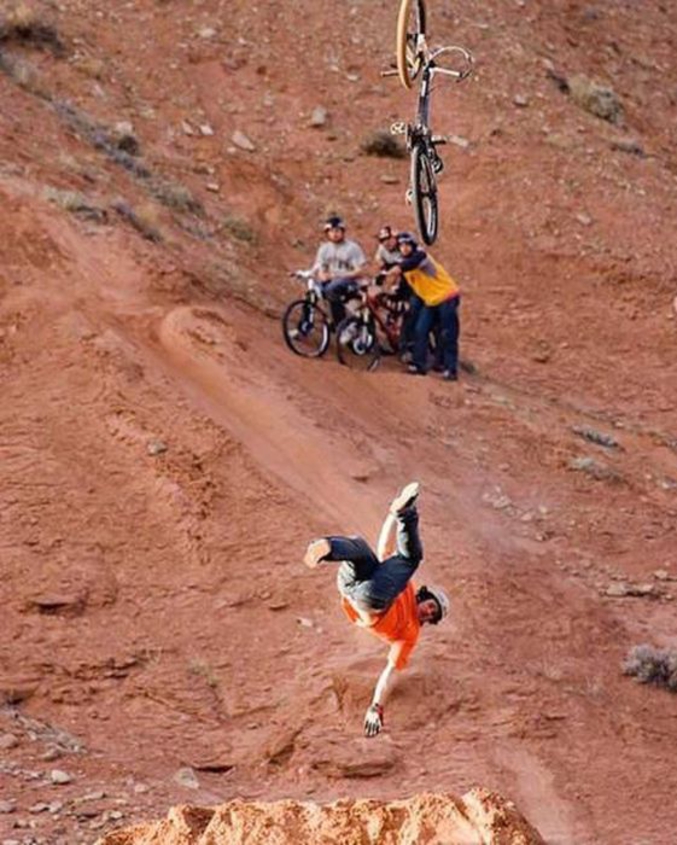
[0,3,65,55]
[220,214,257,244]
[42,186,106,222]
[150,179,203,215]
[623,644,677,692]
[111,199,162,243]
[360,130,406,159]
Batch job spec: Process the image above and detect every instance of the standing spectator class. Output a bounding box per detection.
[374,225,403,272]
[374,225,421,363]
[387,232,461,381]
[312,216,366,327]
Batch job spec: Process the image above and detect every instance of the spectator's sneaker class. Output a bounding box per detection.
[389,481,420,516]
[442,369,458,381]
[407,363,426,376]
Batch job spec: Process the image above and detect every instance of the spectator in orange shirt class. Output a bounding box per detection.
[304,482,450,737]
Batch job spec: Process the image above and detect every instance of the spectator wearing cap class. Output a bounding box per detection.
[374,225,421,363]
[312,216,367,327]
[387,232,461,381]
[374,225,403,272]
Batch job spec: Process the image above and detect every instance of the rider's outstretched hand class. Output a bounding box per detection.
[364,703,385,738]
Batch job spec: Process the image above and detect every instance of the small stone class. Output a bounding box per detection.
[114,121,134,137]
[605,583,630,597]
[29,802,51,813]
[206,183,220,193]
[199,124,214,136]
[199,27,217,39]
[147,440,168,456]
[380,174,400,184]
[133,783,149,794]
[0,733,19,750]
[231,130,256,152]
[654,569,670,581]
[513,94,529,107]
[0,800,16,813]
[49,801,64,813]
[610,138,645,157]
[309,107,328,128]
[50,770,73,785]
[173,767,200,790]
[297,617,313,628]
[181,120,195,136]
[576,212,593,226]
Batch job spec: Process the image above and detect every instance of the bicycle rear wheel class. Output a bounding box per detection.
[282,299,330,357]
[336,316,381,372]
[411,143,438,245]
[396,0,427,90]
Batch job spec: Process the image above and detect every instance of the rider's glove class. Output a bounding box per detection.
[364,703,385,738]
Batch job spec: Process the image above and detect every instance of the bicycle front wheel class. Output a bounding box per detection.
[282,299,330,358]
[336,316,381,372]
[396,0,427,90]
[411,143,438,245]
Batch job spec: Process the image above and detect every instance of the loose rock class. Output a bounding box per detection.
[231,131,256,152]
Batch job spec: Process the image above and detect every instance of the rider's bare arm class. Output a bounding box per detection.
[372,659,396,707]
[364,658,396,737]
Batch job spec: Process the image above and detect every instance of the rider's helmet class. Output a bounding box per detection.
[324,215,346,232]
[416,585,450,625]
[377,225,394,242]
[396,231,419,248]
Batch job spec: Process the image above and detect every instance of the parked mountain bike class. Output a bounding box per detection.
[282,270,332,358]
[386,0,473,245]
[335,282,406,372]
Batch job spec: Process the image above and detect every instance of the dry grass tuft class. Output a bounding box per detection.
[42,186,107,222]
[220,214,257,244]
[112,199,162,243]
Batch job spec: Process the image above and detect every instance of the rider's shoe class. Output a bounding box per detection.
[431,156,444,175]
[389,481,420,516]
[304,538,331,569]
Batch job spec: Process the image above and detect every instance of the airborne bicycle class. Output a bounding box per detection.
[388,0,473,245]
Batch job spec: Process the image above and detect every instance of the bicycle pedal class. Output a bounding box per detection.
[390,121,408,136]
[405,187,413,205]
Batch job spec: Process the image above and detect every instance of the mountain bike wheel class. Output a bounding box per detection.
[411,143,438,245]
[396,0,427,90]
[282,299,330,358]
[336,316,381,372]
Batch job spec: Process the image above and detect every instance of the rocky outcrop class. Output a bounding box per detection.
[96,789,545,845]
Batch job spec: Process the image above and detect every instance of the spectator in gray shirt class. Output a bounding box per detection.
[313,216,366,326]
